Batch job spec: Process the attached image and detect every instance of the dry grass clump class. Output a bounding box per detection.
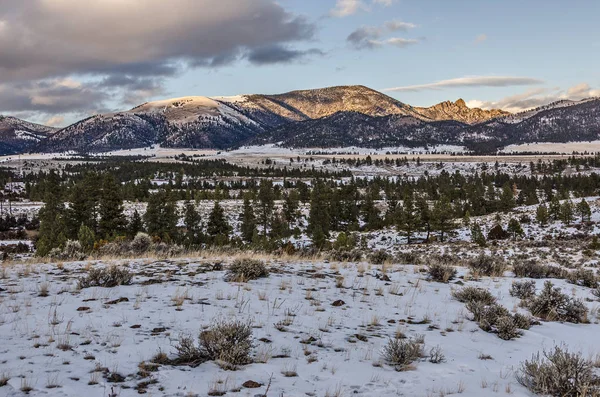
[517,346,600,397]
[426,261,457,283]
[467,254,507,277]
[381,337,424,371]
[510,280,536,299]
[78,265,133,289]
[225,259,269,282]
[527,281,588,323]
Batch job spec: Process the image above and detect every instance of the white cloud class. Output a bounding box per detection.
[330,0,365,17]
[45,115,65,127]
[385,20,417,32]
[468,83,600,113]
[383,76,543,92]
[330,0,394,17]
[385,38,420,48]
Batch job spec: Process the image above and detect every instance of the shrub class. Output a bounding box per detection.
[131,232,152,254]
[528,281,588,323]
[496,316,521,340]
[328,249,363,262]
[428,345,445,364]
[513,260,567,279]
[368,249,391,265]
[78,265,133,288]
[426,261,457,283]
[513,313,533,330]
[199,320,253,369]
[173,335,206,367]
[517,346,600,396]
[510,280,536,299]
[452,286,496,305]
[225,259,269,282]
[467,254,507,277]
[382,337,424,370]
[567,268,598,288]
[487,224,508,240]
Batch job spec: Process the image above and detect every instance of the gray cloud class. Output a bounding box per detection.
[0,0,320,122]
[246,45,325,66]
[383,76,544,92]
[347,20,418,50]
[0,0,316,82]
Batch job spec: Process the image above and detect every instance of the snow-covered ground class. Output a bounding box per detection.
[1,256,599,397]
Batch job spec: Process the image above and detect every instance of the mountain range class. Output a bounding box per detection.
[1,85,599,155]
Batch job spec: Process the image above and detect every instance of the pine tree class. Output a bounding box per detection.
[507,218,524,239]
[560,200,574,224]
[144,190,178,241]
[549,196,561,221]
[127,209,144,238]
[499,182,516,212]
[206,201,231,246]
[470,223,486,247]
[397,193,420,244]
[536,204,549,225]
[462,210,471,227]
[98,174,126,239]
[183,201,202,246]
[36,187,66,257]
[576,199,592,223]
[240,195,257,242]
[307,180,330,241]
[362,193,381,231]
[416,196,431,242]
[257,180,275,236]
[432,196,455,242]
[78,224,95,253]
[282,190,300,231]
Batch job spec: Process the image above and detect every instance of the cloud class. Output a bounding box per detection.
[347,20,418,50]
[385,20,417,32]
[330,0,365,17]
[0,0,316,83]
[330,0,394,17]
[467,83,600,113]
[246,45,325,65]
[383,76,544,92]
[385,38,420,48]
[475,34,487,44]
[0,0,320,121]
[45,116,65,128]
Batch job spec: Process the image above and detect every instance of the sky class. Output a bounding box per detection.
[0,0,598,127]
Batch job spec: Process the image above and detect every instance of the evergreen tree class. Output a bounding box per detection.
[256,180,275,236]
[98,174,126,239]
[462,210,471,228]
[36,187,66,256]
[416,196,432,242]
[127,209,144,238]
[560,200,574,224]
[470,223,487,247]
[499,182,516,212]
[362,193,381,231]
[183,201,202,246]
[144,190,179,241]
[507,218,524,239]
[78,224,95,253]
[282,190,300,231]
[549,196,561,221]
[206,201,231,245]
[432,196,455,242]
[397,193,420,244]
[307,180,330,242]
[239,195,257,243]
[577,199,592,222]
[536,204,550,225]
